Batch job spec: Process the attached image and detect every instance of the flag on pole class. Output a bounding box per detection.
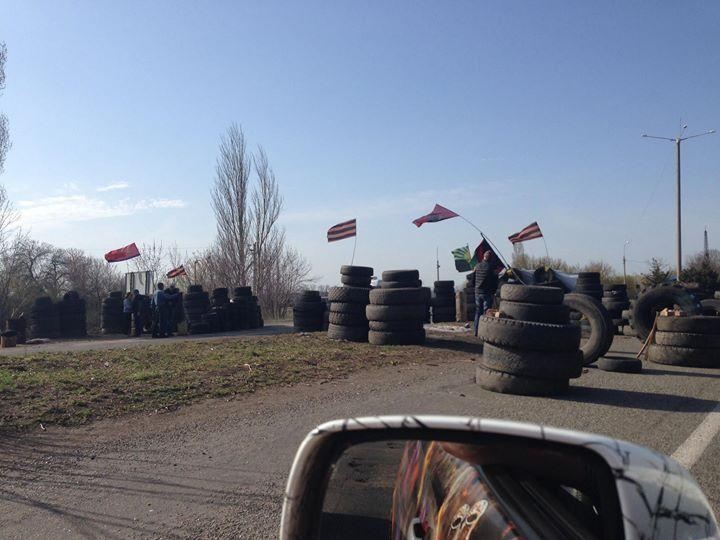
[166,265,187,279]
[475,239,506,272]
[452,245,477,272]
[327,219,357,242]
[104,242,140,263]
[508,221,543,244]
[412,204,459,227]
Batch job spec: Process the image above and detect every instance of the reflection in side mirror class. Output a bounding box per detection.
[320,438,620,540]
[280,416,720,540]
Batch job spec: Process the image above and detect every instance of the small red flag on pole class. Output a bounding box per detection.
[104,242,141,263]
[412,204,459,227]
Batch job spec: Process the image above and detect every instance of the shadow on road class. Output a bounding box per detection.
[641,367,720,380]
[563,386,718,413]
[424,336,484,355]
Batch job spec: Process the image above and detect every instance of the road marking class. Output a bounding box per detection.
[671,402,720,470]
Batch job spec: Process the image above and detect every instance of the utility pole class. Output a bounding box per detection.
[642,125,715,280]
[704,228,709,259]
[436,247,440,282]
[623,240,630,285]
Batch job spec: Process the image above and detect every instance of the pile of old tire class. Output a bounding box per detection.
[100,291,124,335]
[184,285,211,334]
[327,285,370,342]
[700,296,720,316]
[476,284,581,395]
[602,284,631,335]
[340,265,373,288]
[231,287,253,329]
[631,284,702,341]
[248,295,263,329]
[58,291,87,338]
[30,296,61,339]
[421,287,432,323]
[648,315,720,368]
[367,273,425,345]
[621,300,637,337]
[463,273,475,321]
[574,272,603,300]
[208,287,231,332]
[6,317,26,344]
[564,293,614,366]
[294,290,326,332]
[431,281,456,322]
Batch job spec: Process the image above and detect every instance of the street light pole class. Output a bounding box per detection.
[623,240,630,285]
[642,126,716,281]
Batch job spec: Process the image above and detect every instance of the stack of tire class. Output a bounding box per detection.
[58,291,87,338]
[293,290,326,332]
[327,284,371,342]
[166,286,184,333]
[340,265,374,288]
[6,317,26,344]
[184,285,211,335]
[231,287,253,329]
[602,284,631,335]
[631,284,702,341]
[648,316,720,368]
[431,281,456,323]
[574,272,603,300]
[421,287,432,323]
[621,300,637,337]
[30,296,61,339]
[700,296,720,316]
[207,288,231,332]
[248,295,263,329]
[476,284,582,395]
[100,292,124,335]
[463,273,475,321]
[366,270,425,345]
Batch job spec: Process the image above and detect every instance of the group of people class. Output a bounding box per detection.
[122,282,181,339]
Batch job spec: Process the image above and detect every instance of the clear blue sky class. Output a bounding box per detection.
[1,1,719,285]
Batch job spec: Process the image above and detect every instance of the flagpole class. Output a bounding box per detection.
[542,237,550,261]
[350,234,357,265]
[456,215,511,270]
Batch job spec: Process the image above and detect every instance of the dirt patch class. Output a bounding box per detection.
[0,331,481,431]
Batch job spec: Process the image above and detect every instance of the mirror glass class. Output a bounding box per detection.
[319,438,620,540]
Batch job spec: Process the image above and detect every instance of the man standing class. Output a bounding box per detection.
[473,250,499,336]
[131,289,144,337]
[151,283,169,338]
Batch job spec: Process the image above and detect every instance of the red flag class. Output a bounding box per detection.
[475,239,505,271]
[412,204,459,227]
[104,242,140,263]
[327,219,357,242]
[166,265,187,279]
[508,222,543,244]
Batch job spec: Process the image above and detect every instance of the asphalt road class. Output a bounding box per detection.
[0,333,718,538]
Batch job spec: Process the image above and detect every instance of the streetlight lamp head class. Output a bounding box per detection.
[641,134,648,137]
[683,124,688,129]
[710,129,717,134]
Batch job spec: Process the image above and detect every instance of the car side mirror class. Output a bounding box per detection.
[280,416,718,540]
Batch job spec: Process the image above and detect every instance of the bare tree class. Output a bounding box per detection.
[211,124,251,285]
[131,241,168,283]
[0,42,10,174]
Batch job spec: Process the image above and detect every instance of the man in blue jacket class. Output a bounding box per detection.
[473,251,499,336]
[151,283,180,338]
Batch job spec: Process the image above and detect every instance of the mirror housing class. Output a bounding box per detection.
[280,415,718,539]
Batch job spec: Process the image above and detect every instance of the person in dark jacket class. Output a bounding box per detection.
[131,289,143,337]
[474,250,499,336]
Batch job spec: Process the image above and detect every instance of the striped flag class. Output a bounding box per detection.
[508,222,543,244]
[412,204,459,227]
[166,265,187,279]
[327,219,357,242]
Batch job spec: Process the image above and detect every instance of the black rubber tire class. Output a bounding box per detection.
[498,301,570,324]
[340,275,372,287]
[292,301,325,313]
[647,344,719,368]
[598,356,642,373]
[329,312,367,326]
[605,284,628,292]
[632,285,702,340]
[655,331,720,348]
[233,286,251,297]
[431,296,455,307]
[368,329,425,345]
[475,366,569,396]
[499,284,563,305]
[340,265,373,277]
[380,280,422,289]
[329,302,367,316]
[366,304,426,321]
[577,272,600,280]
[328,286,370,304]
[700,299,720,316]
[212,287,229,297]
[298,290,321,300]
[327,323,368,342]
[369,288,426,305]
[563,293,614,365]
[716,291,720,300]
[433,280,455,289]
[369,320,424,332]
[477,316,580,352]
[481,343,582,379]
[655,315,720,334]
[602,299,630,311]
[381,269,419,282]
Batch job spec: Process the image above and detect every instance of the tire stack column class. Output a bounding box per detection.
[231,287,252,329]
[210,288,231,331]
[431,280,456,323]
[463,273,475,321]
[293,290,325,332]
[602,284,631,335]
[100,291,124,335]
[648,316,720,368]
[367,270,426,345]
[477,284,582,395]
[574,272,603,300]
[59,291,87,338]
[184,285,211,334]
[327,265,373,342]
